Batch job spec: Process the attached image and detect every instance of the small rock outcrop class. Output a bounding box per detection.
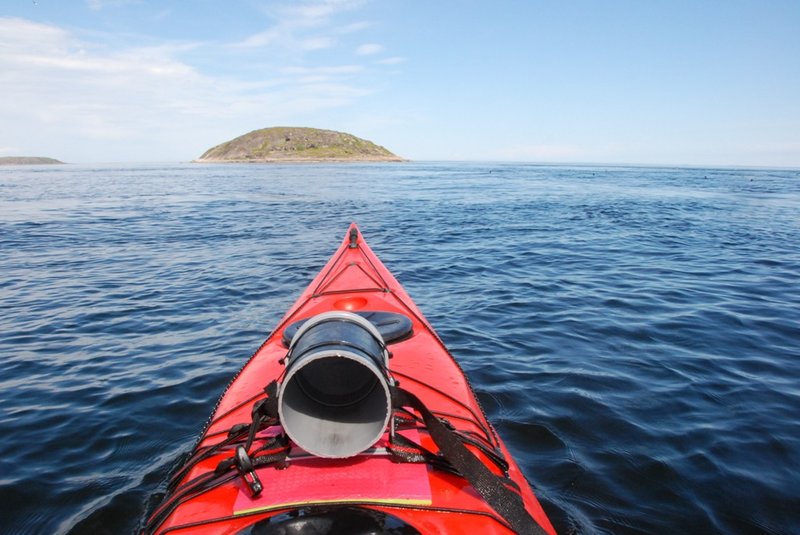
[196,127,405,163]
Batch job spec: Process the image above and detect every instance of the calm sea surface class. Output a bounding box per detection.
[0,162,798,534]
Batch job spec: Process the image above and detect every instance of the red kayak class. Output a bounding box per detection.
[145,224,556,535]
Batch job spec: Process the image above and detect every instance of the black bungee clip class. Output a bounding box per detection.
[235,445,263,497]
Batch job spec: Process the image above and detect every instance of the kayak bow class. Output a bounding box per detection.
[145,224,556,535]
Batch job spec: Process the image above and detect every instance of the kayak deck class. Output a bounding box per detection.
[148,224,556,535]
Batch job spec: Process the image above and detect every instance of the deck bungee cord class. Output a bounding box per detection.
[144,225,556,535]
[146,378,545,535]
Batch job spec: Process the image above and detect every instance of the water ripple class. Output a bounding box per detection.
[0,163,798,534]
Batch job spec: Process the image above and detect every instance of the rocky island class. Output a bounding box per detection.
[196,127,405,163]
[0,156,64,165]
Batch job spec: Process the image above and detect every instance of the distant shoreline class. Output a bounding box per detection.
[0,156,64,165]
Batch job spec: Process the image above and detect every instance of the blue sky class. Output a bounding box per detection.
[1,0,799,166]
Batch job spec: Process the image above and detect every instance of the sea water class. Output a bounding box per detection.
[0,162,798,534]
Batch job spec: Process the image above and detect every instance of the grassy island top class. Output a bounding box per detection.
[196,127,405,163]
[0,156,64,165]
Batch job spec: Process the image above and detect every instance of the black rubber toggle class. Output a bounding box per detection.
[349,228,358,248]
[235,446,263,497]
[227,423,250,438]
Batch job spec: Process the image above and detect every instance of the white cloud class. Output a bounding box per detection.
[282,65,364,75]
[376,56,406,65]
[0,16,376,161]
[232,0,366,50]
[299,36,336,50]
[286,0,367,24]
[233,28,282,49]
[356,43,383,55]
[86,0,139,11]
[336,21,372,34]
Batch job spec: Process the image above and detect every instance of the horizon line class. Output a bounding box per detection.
[12,159,799,172]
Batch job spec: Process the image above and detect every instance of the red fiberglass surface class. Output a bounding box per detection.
[154,224,556,535]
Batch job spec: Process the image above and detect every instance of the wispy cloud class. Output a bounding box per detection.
[376,56,406,65]
[282,65,364,75]
[336,21,372,34]
[231,0,366,50]
[356,43,383,55]
[300,36,336,50]
[86,0,140,11]
[285,0,367,23]
[0,15,377,161]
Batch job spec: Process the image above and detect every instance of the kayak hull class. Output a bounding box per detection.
[148,224,556,535]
